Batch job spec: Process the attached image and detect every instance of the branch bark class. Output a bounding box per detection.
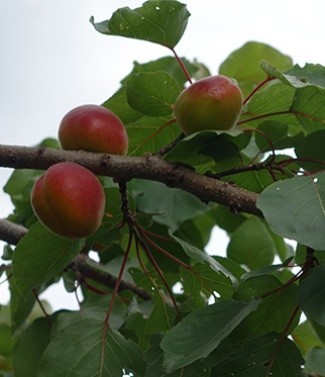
[0,144,262,217]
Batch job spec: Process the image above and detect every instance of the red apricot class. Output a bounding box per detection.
[174,75,243,135]
[58,104,128,155]
[31,162,105,238]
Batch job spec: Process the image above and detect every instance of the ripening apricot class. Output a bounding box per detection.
[58,104,128,155]
[31,162,105,238]
[174,75,243,135]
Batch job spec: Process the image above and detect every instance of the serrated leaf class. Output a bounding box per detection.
[126,71,180,116]
[298,265,325,326]
[227,217,276,270]
[219,41,292,95]
[213,333,304,376]
[13,318,51,377]
[286,63,325,88]
[12,222,84,295]
[261,61,318,88]
[90,1,190,49]
[256,172,325,250]
[38,318,145,377]
[160,298,260,372]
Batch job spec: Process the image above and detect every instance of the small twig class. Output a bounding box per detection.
[32,289,52,326]
[71,254,151,301]
[156,132,185,156]
[243,77,275,105]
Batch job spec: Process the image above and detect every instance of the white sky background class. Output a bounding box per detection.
[0,0,324,310]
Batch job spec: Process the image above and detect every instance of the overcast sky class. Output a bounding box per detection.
[0,0,324,308]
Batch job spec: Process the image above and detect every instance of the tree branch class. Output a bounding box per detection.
[0,144,262,217]
[0,219,27,245]
[0,218,151,301]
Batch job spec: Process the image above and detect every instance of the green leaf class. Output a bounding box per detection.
[166,131,249,173]
[165,131,220,172]
[12,222,84,296]
[261,62,325,90]
[102,56,200,128]
[126,71,180,116]
[102,86,143,125]
[219,41,292,95]
[295,129,325,171]
[145,333,214,376]
[256,172,325,250]
[81,295,128,330]
[292,320,324,355]
[126,115,179,156]
[255,121,303,152]
[143,295,171,345]
[90,1,190,49]
[298,265,325,326]
[241,257,293,280]
[227,217,276,270]
[160,298,260,372]
[130,180,209,232]
[13,318,51,377]
[38,318,145,377]
[181,263,234,302]
[213,333,304,376]
[4,169,41,226]
[0,323,13,360]
[127,56,199,88]
[291,86,325,134]
[234,275,300,337]
[243,80,299,127]
[305,347,325,375]
[171,234,234,279]
[9,278,36,333]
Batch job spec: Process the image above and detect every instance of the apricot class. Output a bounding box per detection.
[31,162,105,238]
[174,75,243,135]
[58,104,128,155]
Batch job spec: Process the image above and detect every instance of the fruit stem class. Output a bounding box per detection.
[137,225,192,270]
[136,232,179,312]
[102,228,133,332]
[32,289,52,326]
[157,132,185,156]
[171,48,193,84]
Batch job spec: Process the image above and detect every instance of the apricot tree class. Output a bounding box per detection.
[0,1,324,376]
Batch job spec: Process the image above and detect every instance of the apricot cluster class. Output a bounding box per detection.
[31,105,128,238]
